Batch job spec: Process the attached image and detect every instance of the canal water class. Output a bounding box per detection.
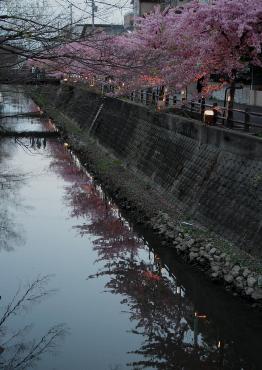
[0,86,262,370]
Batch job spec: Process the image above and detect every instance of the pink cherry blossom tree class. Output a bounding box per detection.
[29,0,262,110]
[110,0,262,103]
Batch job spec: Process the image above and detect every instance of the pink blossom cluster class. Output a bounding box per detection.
[114,0,262,93]
[29,0,262,95]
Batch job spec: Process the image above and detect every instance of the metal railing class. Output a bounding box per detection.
[47,79,262,134]
[128,89,262,134]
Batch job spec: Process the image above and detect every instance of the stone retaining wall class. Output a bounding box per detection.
[37,84,262,258]
[30,84,262,301]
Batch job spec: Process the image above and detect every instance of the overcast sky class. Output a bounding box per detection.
[49,0,133,25]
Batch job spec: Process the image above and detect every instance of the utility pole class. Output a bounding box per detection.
[91,0,95,31]
[86,0,96,31]
[69,3,73,27]
[68,2,73,38]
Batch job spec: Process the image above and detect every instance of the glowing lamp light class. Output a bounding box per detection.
[195,312,207,319]
[157,100,165,111]
[204,109,214,116]
[63,78,68,82]
[204,109,215,125]
[64,142,69,149]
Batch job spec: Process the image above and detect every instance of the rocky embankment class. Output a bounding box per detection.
[149,212,262,302]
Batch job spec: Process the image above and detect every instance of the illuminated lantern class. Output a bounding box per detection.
[204,109,214,125]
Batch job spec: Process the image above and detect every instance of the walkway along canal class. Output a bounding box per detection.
[0,85,262,369]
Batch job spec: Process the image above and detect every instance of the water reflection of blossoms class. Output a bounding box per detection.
[49,143,144,261]
[50,143,252,370]
[87,258,221,370]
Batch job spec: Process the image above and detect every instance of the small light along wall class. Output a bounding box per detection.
[157,100,166,111]
[204,109,215,125]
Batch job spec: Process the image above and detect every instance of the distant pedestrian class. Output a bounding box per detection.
[152,91,156,105]
[35,67,40,79]
[40,69,46,79]
[212,102,222,124]
[197,77,204,94]
[36,138,41,149]
[181,97,188,108]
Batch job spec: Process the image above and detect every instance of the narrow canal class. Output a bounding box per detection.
[0,86,261,370]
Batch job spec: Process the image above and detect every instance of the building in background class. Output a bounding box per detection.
[211,66,262,107]
[81,24,125,37]
[132,0,160,17]
[131,0,191,17]
[63,23,125,40]
[124,12,134,30]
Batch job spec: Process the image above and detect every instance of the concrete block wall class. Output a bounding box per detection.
[211,85,262,107]
[40,85,262,257]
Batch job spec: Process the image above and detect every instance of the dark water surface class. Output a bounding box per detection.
[0,86,262,370]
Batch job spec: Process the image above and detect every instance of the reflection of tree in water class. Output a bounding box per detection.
[0,141,26,252]
[0,87,37,116]
[67,184,144,261]
[49,143,144,261]
[0,276,67,370]
[49,143,252,370]
[88,256,251,370]
[88,259,194,369]
[0,209,23,252]
[0,135,51,252]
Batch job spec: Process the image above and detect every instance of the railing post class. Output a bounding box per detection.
[165,94,169,107]
[200,97,206,121]
[143,90,146,105]
[147,90,153,106]
[152,91,156,106]
[244,107,250,132]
